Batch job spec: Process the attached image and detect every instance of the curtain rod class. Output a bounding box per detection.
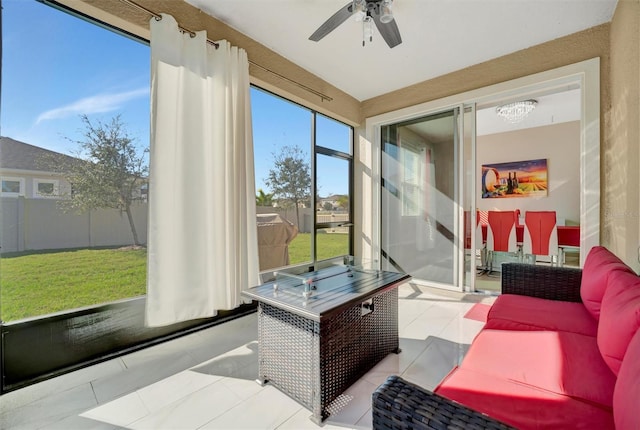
[119,0,333,102]
[119,0,219,48]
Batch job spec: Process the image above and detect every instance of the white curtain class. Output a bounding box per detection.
[146,14,260,327]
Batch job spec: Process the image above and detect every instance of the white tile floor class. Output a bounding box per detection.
[0,283,495,430]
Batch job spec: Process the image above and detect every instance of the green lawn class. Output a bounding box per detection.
[0,233,349,322]
[288,232,349,264]
[1,248,147,322]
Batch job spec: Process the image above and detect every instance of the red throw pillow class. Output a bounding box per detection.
[581,246,635,320]
[597,269,640,375]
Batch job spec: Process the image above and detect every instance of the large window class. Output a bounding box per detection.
[251,87,353,272]
[0,1,150,322]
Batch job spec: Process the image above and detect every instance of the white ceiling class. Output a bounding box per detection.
[185,0,617,101]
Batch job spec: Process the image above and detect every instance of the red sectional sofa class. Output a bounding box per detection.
[372,246,640,429]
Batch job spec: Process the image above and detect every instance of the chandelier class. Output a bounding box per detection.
[495,99,538,123]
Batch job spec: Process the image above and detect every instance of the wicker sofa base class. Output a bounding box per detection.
[372,375,514,430]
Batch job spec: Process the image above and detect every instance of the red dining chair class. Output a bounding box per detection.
[486,210,519,275]
[522,211,559,265]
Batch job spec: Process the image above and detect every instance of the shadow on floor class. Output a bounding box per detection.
[403,282,496,302]
[190,341,258,381]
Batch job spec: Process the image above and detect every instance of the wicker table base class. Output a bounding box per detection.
[245,267,409,424]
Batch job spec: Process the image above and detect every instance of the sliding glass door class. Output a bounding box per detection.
[381,109,464,289]
[373,61,600,293]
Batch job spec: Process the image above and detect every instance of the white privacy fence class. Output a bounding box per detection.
[0,197,148,253]
[256,207,349,234]
[1,199,348,254]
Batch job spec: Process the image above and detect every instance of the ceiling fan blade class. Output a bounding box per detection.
[372,14,402,48]
[309,3,353,42]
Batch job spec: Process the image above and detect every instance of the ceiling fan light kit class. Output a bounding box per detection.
[379,0,394,23]
[309,0,402,48]
[354,1,366,21]
[363,16,374,46]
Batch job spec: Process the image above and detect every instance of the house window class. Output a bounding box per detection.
[34,179,59,198]
[1,177,24,196]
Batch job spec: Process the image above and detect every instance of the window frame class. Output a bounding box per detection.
[314,146,354,264]
[33,178,60,199]
[1,176,25,197]
[251,85,354,272]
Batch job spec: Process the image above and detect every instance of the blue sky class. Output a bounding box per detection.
[1,0,150,155]
[1,0,349,196]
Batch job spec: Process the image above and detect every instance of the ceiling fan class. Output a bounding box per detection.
[309,0,402,48]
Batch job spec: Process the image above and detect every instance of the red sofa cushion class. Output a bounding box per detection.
[613,328,640,429]
[435,367,615,430]
[459,329,616,408]
[581,246,635,321]
[485,294,598,337]
[597,269,640,375]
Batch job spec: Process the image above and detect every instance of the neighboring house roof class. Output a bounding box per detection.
[0,136,78,173]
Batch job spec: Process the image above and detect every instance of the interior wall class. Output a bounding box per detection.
[476,121,581,225]
[605,0,640,272]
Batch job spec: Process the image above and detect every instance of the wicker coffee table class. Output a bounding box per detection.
[242,264,410,424]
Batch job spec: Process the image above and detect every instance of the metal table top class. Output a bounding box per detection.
[242,265,410,322]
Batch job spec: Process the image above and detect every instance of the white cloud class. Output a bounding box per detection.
[36,87,149,124]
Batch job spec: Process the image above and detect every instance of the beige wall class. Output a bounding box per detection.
[477,122,581,225]
[605,0,640,271]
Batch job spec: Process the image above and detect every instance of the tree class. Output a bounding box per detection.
[255,188,275,207]
[336,195,349,211]
[59,115,148,246]
[265,145,311,227]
